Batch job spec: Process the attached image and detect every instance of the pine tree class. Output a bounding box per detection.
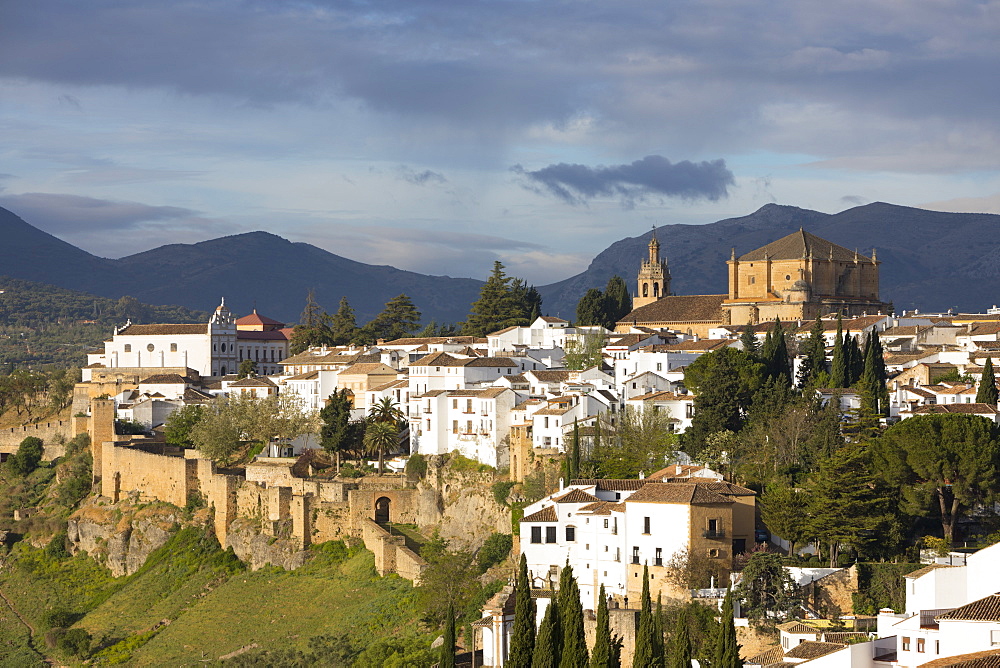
[558,565,588,668]
[668,607,692,668]
[632,565,655,668]
[603,275,632,327]
[466,261,531,336]
[830,315,847,388]
[440,601,456,668]
[533,597,562,668]
[329,296,358,345]
[363,293,422,342]
[977,357,999,405]
[858,332,882,429]
[589,585,615,668]
[509,554,537,668]
[713,589,741,668]
[740,326,759,356]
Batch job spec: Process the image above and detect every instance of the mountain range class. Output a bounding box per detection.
[2,202,999,325]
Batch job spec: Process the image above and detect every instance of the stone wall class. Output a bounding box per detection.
[102,442,195,508]
[360,518,427,583]
[802,564,859,616]
[0,420,73,460]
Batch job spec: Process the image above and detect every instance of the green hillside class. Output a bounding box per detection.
[0,276,210,369]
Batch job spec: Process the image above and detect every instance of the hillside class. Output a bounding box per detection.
[0,277,210,368]
[537,202,1000,317]
[0,206,484,325]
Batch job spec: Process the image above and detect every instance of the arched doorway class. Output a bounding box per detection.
[374,496,390,524]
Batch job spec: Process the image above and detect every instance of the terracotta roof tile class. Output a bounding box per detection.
[235,310,285,327]
[738,229,863,262]
[553,489,600,504]
[522,506,558,523]
[139,373,189,384]
[777,621,818,634]
[937,593,1000,621]
[571,479,647,491]
[746,647,784,666]
[782,641,846,660]
[625,482,733,505]
[118,323,207,336]
[620,294,727,326]
[918,648,1000,668]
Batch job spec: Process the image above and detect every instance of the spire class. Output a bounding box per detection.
[872,247,878,263]
[730,247,736,261]
[648,226,660,265]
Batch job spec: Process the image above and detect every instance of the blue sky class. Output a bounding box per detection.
[1,0,998,285]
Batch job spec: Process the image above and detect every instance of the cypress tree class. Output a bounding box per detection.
[860,332,881,418]
[668,608,692,668]
[872,330,889,415]
[589,585,614,668]
[977,357,999,406]
[632,566,654,668]
[653,594,665,667]
[768,319,790,383]
[533,598,562,668]
[440,601,456,668]
[713,589,741,668]
[604,275,632,328]
[797,318,826,388]
[844,331,863,386]
[830,315,847,388]
[509,554,537,668]
[571,420,581,481]
[558,565,588,667]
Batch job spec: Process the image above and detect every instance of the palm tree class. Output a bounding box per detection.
[364,419,398,474]
[369,396,404,425]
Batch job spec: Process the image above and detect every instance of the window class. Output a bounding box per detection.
[749,276,755,284]
[566,527,576,542]
[453,399,458,409]
[452,420,458,434]
[643,517,651,534]
[466,399,473,413]
[643,283,648,297]
[531,527,542,544]
[170,343,177,352]
[124,344,131,352]
[992,630,1000,647]
[656,363,662,371]
[545,527,556,543]
[655,548,663,566]
[936,640,940,654]
[785,274,791,280]
[901,638,910,651]
[147,343,155,352]
[466,420,472,433]
[603,519,609,529]
[544,417,549,428]
[917,639,925,653]
[708,548,720,558]
[632,546,640,564]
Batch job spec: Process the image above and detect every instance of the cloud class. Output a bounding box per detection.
[920,192,1000,215]
[840,195,868,206]
[0,192,199,233]
[395,166,447,186]
[512,155,734,206]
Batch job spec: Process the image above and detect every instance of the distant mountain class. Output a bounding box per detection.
[0,207,483,324]
[538,202,1000,317]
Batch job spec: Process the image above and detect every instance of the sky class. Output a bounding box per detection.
[1,0,999,286]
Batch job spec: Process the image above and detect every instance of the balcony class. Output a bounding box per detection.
[702,529,726,539]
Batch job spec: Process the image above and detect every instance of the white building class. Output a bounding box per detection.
[409,387,518,468]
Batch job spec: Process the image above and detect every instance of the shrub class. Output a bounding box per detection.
[44,627,66,649]
[853,563,923,614]
[115,419,147,435]
[8,436,44,476]
[58,628,92,658]
[405,453,428,480]
[45,530,70,560]
[476,533,512,573]
[42,608,75,629]
[491,480,514,507]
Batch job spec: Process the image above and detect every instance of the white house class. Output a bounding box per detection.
[409,387,518,468]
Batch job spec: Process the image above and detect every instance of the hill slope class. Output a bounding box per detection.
[538,202,1000,317]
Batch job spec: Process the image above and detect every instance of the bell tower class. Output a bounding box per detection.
[634,227,671,309]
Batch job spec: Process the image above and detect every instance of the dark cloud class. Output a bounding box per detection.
[512,155,734,206]
[0,192,200,233]
[395,166,447,186]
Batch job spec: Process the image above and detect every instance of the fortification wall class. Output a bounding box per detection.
[0,420,73,459]
[312,501,352,543]
[803,564,859,616]
[101,442,195,508]
[394,545,427,584]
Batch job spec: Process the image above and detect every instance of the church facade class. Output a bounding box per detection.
[617,228,892,336]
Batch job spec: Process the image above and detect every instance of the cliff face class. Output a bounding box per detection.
[413,456,510,550]
[225,518,309,571]
[67,498,186,576]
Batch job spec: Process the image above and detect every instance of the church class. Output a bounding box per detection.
[617,228,892,336]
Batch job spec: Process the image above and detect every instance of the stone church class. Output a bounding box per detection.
[617,228,892,336]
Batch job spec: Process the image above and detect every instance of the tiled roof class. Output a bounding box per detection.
[447,388,509,398]
[777,621,818,634]
[918,648,1000,668]
[620,294,727,326]
[937,593,1000,621]
[521,506,558,523]
[340,362,397,375]
[909,404,999,415]
[383,336,484,346]
[139,373,188,384]
[117,323,207,336]
[464,357,518,367]
[527,370,572,382]
[822,632,869,643]
[182,388,213,402]
[229,376,277,387]
[625,482,733,505]
[782,641,846,660]
[553,489,600,504]
[677,479,756,496]
[571,479,647,491]
[235,310,285,327]
[534,406,574,416]
[629,391,691,402]
[738,229,862,262]
[648,339,733,352]
[237,330,291,341]
[746,646,784,666]
[285,370,320,381]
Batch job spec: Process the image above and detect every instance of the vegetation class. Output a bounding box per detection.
[574,275,631,330]
[463,261,541,337]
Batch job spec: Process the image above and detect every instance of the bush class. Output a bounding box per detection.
[45,530,70,560]
[476,533,512,573]
[115,419,147,435]
[42,608,75,629]
[44,627,66,649]
[8,436,44,476]
[58,628,92,658]
[491,480,514,507]
[405,453,428,480]
[853,563,923,614]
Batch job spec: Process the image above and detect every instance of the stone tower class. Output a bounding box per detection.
[633,228,671,310]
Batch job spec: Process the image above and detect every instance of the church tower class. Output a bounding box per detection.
[633,228,671,309]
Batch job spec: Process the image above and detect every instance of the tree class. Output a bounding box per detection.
[739,326,759,356]
[873,413,1000,543]
[416,538,481,628]
[590,585,619,668]
[319,389,364,471]
[361,294,422,343]
[570,420,581,481]
[564,329,605,370]
[713,589,741,668]
[558,565,588,668]
[829,315,847,388]
[683,347,766,455]
[759,483,809,555]
[734,552,799,629]
[509,554,537,668]
[289,289,336,354]
[977,357,998,406]
[164,404,205,449]
[806,445,894,566]
[668,607,692,668]
[8,436,43,476]
[511,278,543,325]
[466,261,532,337]
[588,406,677,478]
[237,359,257,378]
[760,318,790,383]
[632,565,659,668]
[364,420,398,474]
[603,275,631,327]
[533,597,562,668]
[439,601,456,668]
[797,318,827,389]
[576,289,607,327]
[329,296,358,345]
